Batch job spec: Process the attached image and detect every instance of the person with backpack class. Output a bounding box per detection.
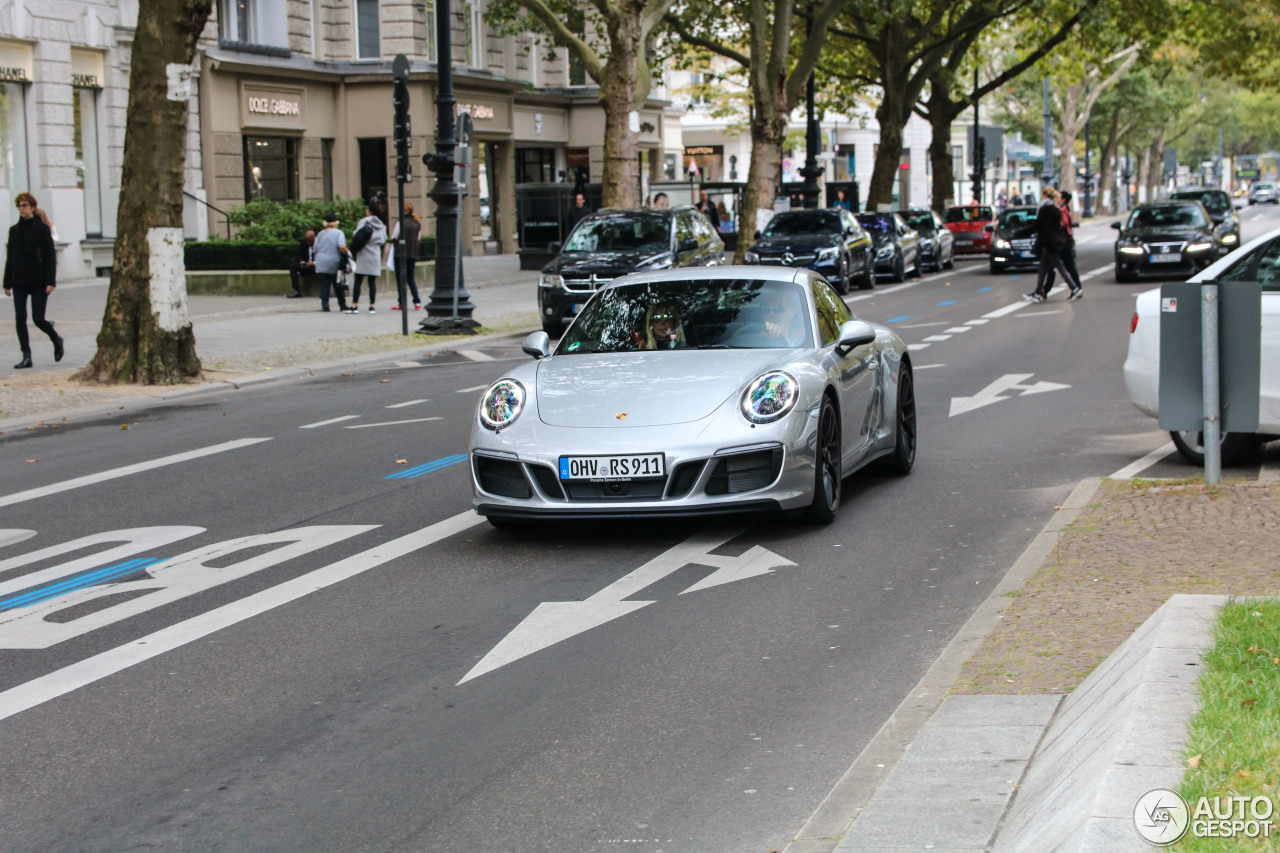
[347,201,387,314]
[389,202,423,311]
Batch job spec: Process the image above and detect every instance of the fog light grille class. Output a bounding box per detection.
[474,456,531,498]
[706,449,782,495]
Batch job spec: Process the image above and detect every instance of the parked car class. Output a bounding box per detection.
[1123,226,1280,465]
[743,208,874,294]
[943,204,995,254]
[856,212,921,282]
[1249,182,1277,205]
[1170,188,1241,254]
[472,268,915,527]
[1112,201,1219,282]
[537,206,724,337]
[987,206,1040,274]
[895,208,954,272]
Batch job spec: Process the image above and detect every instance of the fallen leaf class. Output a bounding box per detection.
[1187,754,1202,768]
[396,459,408,464]
[120,424,129,430]
[342,372,354,376]
[1241,698,1258,708]
[25,459,37,463]
[380,379,391,383]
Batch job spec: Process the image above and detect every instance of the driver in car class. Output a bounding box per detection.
[760,293,804,345]
[643,303,685,349]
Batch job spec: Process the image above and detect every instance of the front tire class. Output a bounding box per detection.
[1170,430,1260,467]
[835,256,850,295]
[805,397,842,524]
[944,247,954,270]
[857,250,875,289]
[882,363,917,474]
[891,253,905,283]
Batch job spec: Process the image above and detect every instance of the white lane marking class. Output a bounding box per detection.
[457,350,495,362]
[965,319,989,325]
[344,417,443,429]
[0,439,272,509]
[895,321,950,329]
[1079,265,1111,281]
[983,302,1030,319]
[910,343,931,350]
[300,416,360,429]
[393,361,425,369]
[1017,310,1064,317]
[457,385,487,393]
[459,528,794,684]
[0,512,485,722]
[386,399,428,409]
[921,334,951,342]
[0,526,205,599]
[949,373,1071,417]
[0,530,37,550]
[944,327,972,334]
[913,364,945,370]
[1110,442,1176,479]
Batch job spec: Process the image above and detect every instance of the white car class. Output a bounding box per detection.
[1124,227,1280,465]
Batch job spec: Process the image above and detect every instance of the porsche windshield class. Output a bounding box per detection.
[563,213,671,253]
[556,279,814,354]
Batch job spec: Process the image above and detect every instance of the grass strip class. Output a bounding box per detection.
[1176,597,1280,851]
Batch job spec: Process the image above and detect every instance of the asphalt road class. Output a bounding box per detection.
[2,204,1277,853]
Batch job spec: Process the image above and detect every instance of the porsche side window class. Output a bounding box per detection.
[811,279,851,346]
[676,212,696,246]
[1220,238,1280,288]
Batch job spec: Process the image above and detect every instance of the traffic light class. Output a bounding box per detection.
[393,80,412,183]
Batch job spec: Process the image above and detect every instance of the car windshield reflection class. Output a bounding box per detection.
[998,209,1037,227]
[563,213,670,253]
[1127,205,1208,229]
[557,279,813,354]
[763,211,841,236]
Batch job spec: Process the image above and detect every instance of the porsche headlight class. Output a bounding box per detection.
[1187,241,1214,253]
[479,379,526,431]
[817,246,839,261]
[740,371,799,424]
[539,273,564,289]
[743,250,760,263]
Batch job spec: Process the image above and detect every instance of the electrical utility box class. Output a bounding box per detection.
[1157,280,1261,433]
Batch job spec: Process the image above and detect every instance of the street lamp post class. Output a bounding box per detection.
[1041,77,1053,188]
[970,68,983,204]
[419,0,478,334]
[798,5,822,209]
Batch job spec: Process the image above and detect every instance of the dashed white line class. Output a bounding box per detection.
[964,319,989,326]
[1017,310,1064,317]
[386,399,428,409]
[921,334,951,342]
[982,302,1030,319]
[344,417,443,429]
[300,415,360,429]
[895,321,950,329]
[913,364,945,370]
[0,438,273,509]
[1109,442,1176,479]
[944,327,972,334]
[910,343,931,350]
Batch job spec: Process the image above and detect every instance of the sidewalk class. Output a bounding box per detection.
[0,254,540,427]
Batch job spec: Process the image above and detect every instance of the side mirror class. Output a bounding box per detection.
[548,241,562,254]
[1110,222,1122,230]
[522,331,551,360]
[678,237,699,253]
[835,319,876,356]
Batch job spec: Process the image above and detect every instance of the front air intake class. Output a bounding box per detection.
[706,448,783,495]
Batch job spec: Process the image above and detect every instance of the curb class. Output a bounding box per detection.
[782,477,1105,853]
[0,326,535,433]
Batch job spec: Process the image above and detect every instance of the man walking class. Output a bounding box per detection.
[568,192,591,229]
[1024,187,1081,302]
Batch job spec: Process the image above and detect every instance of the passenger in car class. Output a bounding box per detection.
[644,303,685,349]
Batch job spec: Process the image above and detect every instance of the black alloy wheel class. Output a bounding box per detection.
[944,246,955,269]
[835,256,850,295]
[805,396,842,523]
[857,249,875,289]
[881,363,916,474]
[1169,430,1260,467]
[891,252,905,283]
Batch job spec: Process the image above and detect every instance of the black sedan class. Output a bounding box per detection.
[743,208,874,293]
[1112,202,1219,282]
[537,206,724,336]
[857,212,920,282]
[1170,188,1241,255]
[988,206,1040,274]
[896,208,954,272]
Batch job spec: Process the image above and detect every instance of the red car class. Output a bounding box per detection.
[944,205,995,254]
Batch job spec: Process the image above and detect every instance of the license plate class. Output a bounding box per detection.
[571,303,583,314]
[1150,254,1182,264]
[1019,251,1036,258]
[559,453,665,481]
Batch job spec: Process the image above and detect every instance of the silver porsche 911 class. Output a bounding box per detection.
[469,267,916,527]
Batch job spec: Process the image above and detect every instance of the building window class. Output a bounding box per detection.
[357,137,388,204]
[516,147,556,183]
[0,82,29,194]
[463,0,482,67]
[356,0,380,60]
[567,11,586,86]
[73,86,102,236]
[243,136,299,201]
[321,139,334,201]
[687,71,710,107]
[219,0,289,51]
[952,145,965,182]
[424,0,437,62]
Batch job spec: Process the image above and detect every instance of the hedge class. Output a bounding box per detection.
[185,237,437,271]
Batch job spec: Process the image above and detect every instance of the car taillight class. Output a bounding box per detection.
[1130,312,1139,334]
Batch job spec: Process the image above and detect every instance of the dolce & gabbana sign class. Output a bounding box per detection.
[247,96,300,116]
[240,84,306,128]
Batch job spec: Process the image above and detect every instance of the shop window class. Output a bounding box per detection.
[219,0,289,52]
[358,137,388,204]
[0,82,29,195]
[321,138,334,201]
[243,136,299,202]
[356,0,380,60]
[73,86,103,236]
[516,147,555,184]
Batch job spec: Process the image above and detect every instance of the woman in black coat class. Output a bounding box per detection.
[1025,187,1080,302]
[4,192,62,368]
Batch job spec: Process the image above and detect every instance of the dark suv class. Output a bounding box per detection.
[537,207,724,336]
[1170,188,1241,254]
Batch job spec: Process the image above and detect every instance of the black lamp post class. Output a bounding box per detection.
[419,0,477,334]
[1041,77,1053,188]
[798,6,822,209]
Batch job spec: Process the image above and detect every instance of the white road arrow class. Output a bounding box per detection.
[458,528,794,684]
[949,373,1071,417]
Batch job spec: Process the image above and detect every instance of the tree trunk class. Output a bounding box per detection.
[1097,108,1121,215]
[736,109,786,263]
[77,0,210,385]
[926,81,962,213]
[867,78,911,210]
[598,15,642,208]
[1054,81,1084,203]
